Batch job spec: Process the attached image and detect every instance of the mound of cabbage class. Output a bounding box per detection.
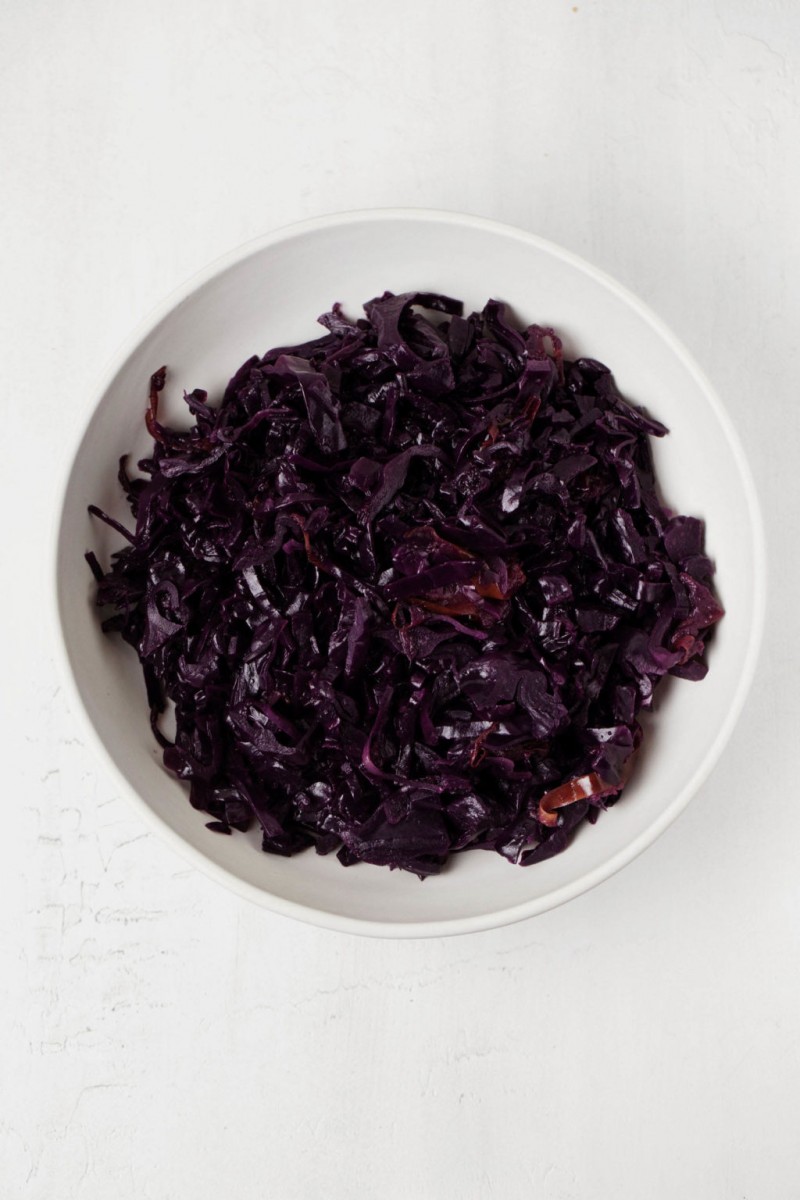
[88,292,722,876]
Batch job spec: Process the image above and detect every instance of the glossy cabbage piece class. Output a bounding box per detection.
[87,292,723,877]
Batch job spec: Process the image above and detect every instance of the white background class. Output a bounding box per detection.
[2,2,798,1197]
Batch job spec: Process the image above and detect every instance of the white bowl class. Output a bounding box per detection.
[53,210,765,937]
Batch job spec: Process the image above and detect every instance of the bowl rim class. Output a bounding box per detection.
[51,207,767,938]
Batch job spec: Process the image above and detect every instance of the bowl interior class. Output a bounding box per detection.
[55,213,762,934]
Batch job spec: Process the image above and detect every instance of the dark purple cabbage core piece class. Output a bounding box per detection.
[87,292,723,877]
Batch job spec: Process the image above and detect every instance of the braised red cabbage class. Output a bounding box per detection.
[87,292,723,876]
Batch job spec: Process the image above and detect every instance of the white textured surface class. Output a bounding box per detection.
[2,1,798,1196]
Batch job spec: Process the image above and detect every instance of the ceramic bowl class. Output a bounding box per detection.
[53,210,765,936]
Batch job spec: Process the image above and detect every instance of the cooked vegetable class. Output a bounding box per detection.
[87,292,723,876]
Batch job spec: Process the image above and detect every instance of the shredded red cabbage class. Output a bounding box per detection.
[87,292,723,877]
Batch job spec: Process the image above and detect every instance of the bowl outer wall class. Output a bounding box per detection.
[51,209,766,938]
